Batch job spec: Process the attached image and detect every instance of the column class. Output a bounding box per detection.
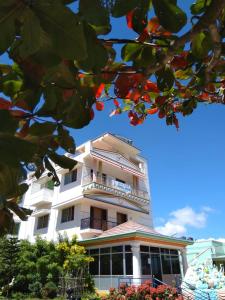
[180,248,189,276]
[131,243,141,285]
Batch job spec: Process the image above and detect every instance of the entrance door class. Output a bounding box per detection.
[151,254,162,283]
[90,207,107,230]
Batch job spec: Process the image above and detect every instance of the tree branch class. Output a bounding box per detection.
[205,23,222,83]
[100,38,169,48]
[145,0,225,76]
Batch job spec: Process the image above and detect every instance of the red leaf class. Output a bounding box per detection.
[144,80,159,93]
[171,56,188,69]
[198,92,210,101]
[0,98,12,110]
[14,99,30,110]
[173,115,179,130]
[148,17,160,33]
[95,83,105,99]
[142,94,151,103]
[126,11,134,29]
[130,89,141,103]
[158,110,165,119]
[10,110,26,117]
[113,99,120,107]
[138,28,149,42]
[96,101,104,111]
[114,74,143,98]
[90,108,95,120]
[155,96,167,106]
[18,121,29,138]
[146,107,158,115]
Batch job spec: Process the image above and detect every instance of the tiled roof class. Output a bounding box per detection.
[98,220,161,238]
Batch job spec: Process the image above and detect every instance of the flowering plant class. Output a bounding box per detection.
[102,280,183,300]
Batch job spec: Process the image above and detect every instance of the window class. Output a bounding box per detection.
[171,256,181,274]
[112,253,123,275]
[64,169,77,185]
[116,178,125,184]
[117,212,127,225]
[125,253,133,275]
[37,214,49,230]
[100,254,110,275]
[90,256,99,275]
[61,206,74,223]
[161,254,172,274]
[141,253,151,275]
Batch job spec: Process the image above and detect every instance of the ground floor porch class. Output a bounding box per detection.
[80,221,192,290]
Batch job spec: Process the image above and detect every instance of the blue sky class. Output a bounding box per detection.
[1,1,225,239]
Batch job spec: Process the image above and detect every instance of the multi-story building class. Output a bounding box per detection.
[18,133,192,289]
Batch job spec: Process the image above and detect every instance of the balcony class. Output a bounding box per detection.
[29,188,54,207]
[82,174,149,207]
[80,217,117,238]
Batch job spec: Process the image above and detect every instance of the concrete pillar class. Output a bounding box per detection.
[131,243,141,285]
[180,248,189,276]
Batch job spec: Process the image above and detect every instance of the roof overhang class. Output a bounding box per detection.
[79,230,193,248]
[91,150,145,178]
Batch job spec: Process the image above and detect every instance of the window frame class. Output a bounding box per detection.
[37,214,49,230]
[64,169,78,185]
[61,206,75,223]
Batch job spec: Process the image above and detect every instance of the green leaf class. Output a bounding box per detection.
[190,0,211,15]
[2,80,23,98]
[121,44,143,62]
[111,0,139,17]
[19,9,42,58]
[28,122,56,136]
[44,156,60,186]
[156,67,174,91]
[0,134,36,166]
[191,32,212,59]
[79,0,110,34]
[33,0,87,60]
[48,152,77,170]
[76,25,108,72]
[152,0,187,33]
[0,110,18,134]
[57,125,76,154]
[134,46,156,68]
[0,1,19,54]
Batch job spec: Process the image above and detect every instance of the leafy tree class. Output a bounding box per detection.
[0,235,93,298]
[0,0,225,233]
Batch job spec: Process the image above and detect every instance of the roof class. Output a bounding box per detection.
[99,221,159,238]
[79,221,193,247]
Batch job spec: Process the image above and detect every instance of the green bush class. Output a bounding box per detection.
[41,281,58,299]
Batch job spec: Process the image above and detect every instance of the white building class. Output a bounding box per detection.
[18,133,192,289]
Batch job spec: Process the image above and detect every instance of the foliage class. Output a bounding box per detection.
[0,236,93,298]
[103,281,183,300]
[0,0,225,233]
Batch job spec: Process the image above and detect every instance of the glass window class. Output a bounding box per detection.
[64,169,77,185]
[150,247,160,253]
[161,248,170,254]
[125,245,132,252]
[112,246,123,253]
[11,222,20,235]
[141,253,151,275]
[100,247,110,254]
[125,253,133,275]
[90,248,99,255]
[100,254,110,275]
[170,249,178,255]
[112,253,123,275]
[37,214,49,230]
[161,254,172,274]
[140,245,149,252]
[171,256,181,274]
[61,206,74,223]
[90,256,99,275]
[117,212,127,225]
[151,254,162,279]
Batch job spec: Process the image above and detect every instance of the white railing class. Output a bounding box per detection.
[30,188,54,207]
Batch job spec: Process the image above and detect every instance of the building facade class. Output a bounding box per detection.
[18,133,192,289]
[187,240,225,269]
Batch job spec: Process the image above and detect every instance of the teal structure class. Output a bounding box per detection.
[186,240,225,269]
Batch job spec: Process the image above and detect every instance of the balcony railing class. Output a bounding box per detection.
[81,217,118,231]
[82,173,149,203]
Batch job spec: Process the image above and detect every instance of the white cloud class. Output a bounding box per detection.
[155,206,213,237]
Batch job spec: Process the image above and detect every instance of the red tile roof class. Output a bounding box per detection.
[98,220,161,238]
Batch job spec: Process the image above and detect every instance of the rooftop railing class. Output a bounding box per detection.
[81,217,118,231]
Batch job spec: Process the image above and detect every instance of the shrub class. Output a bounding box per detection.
[103,281,183,300]
[41,281,58,299]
